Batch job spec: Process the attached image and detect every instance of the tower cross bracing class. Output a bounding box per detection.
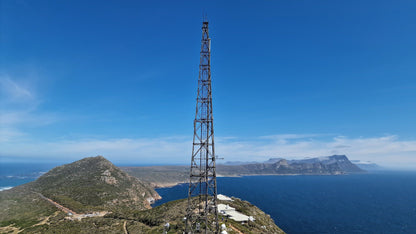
[185,20,219,234]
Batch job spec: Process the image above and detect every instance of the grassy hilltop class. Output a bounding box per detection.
[0,156,285,233]
[29,156,160,213]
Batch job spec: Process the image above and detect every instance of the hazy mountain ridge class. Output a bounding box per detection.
[217,155,364,176]
[351,160,383,171]
[122,155,365,189]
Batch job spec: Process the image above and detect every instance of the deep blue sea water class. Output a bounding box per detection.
[2,163,415,233]
[154,173,416,234]
[0,163,57,191]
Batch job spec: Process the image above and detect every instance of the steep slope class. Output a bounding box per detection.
[0,156,160,232]
[29,156,160,213]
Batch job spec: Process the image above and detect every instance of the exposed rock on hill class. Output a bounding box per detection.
[30,156,161,213]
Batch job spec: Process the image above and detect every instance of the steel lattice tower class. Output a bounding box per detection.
[185,20,219,234]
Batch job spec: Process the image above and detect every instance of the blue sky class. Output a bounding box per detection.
[1,0,415,168]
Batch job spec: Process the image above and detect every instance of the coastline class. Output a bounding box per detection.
[0,186,13,191]
[150,172,351,188]
[2,172,358,191]
[151,181,187,188]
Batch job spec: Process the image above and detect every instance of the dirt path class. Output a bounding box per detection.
[229,224,244,234]
[35,192,78,215]
[123,220,128,234]
[34,192,109,220]
[0,225,20,234]
[32,211,60,227]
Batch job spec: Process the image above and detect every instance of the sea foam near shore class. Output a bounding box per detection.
[0,186,13,191]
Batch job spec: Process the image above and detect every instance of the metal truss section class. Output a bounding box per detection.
[185,21,219,234]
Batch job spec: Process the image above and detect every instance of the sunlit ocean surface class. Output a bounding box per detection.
[0,163,57,191]
[154,173,416,234]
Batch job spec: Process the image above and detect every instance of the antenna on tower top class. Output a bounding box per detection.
[202,11,208,23]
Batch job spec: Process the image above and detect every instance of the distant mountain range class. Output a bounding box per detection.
[122,155,368,189]
[218,155,364,176]
[222,155,382,173]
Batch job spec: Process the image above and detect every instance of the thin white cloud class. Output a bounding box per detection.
[259,134,323,140]
[1,134,415,169]
[0,110,58,126]
[0,137,191,164]
[0,128,25,142]
[0,75,34,103]
[0,78,414,168]
[0,75,59,143]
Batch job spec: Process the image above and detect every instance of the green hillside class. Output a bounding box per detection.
[0,156,285,233]
[29,156,160,213]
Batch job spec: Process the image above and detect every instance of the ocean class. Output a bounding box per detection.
[2,163,416,233]
[0,163,57,191]
[154,173,416,234]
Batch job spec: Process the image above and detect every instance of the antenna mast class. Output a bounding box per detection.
[185,20,219,233]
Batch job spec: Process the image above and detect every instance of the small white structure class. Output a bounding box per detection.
[218,203,255,222]
[217,194,233,201]
[218,204,235,212]
[221,223,227,230]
